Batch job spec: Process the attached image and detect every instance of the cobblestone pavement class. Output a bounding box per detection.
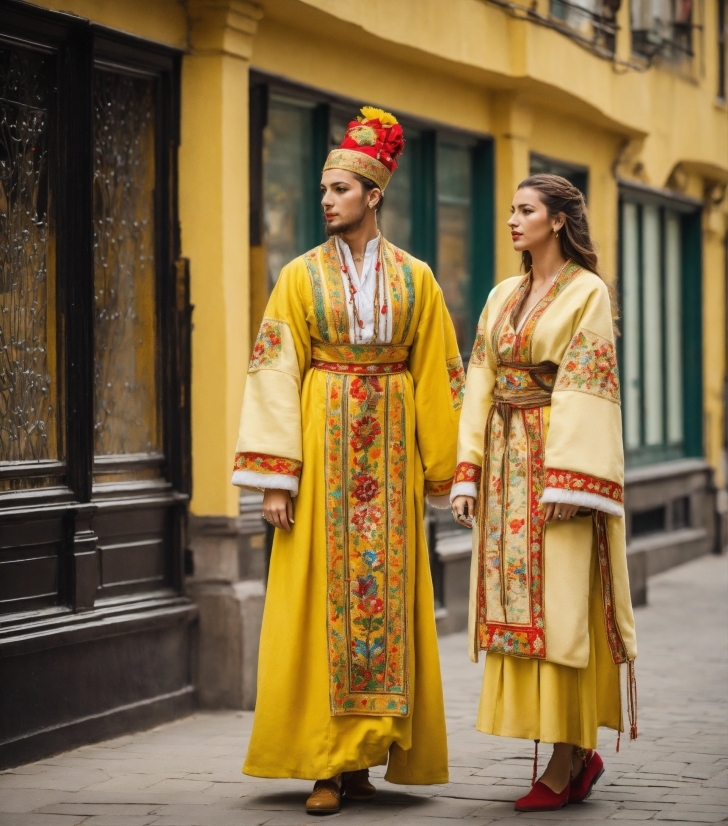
[2,553,726,826]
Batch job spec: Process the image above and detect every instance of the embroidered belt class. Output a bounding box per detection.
[312,342,410,365]
[486,360,559,617]
[312,359,408,375]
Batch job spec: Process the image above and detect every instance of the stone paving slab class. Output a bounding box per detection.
[1,553,727,825]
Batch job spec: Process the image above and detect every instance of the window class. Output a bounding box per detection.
[249,73,495,354]
[631,0,694,60]
[550,0,619,53]
[438,141,474,349]
[264,97,320,290]
[530,153,589,200]
[619,188,702,466]
[0,5,188,617]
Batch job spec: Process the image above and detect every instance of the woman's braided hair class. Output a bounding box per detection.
[517,173,599,277]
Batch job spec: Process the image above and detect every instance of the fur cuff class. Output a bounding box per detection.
[541,487,624,518]
[231,470,299,497]
[427,494,452,510]
[450,481,479,503]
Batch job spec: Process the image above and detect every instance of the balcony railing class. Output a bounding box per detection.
[550,0,620,54]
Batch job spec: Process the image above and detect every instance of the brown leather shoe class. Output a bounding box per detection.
[306,779,341,815]
[342,768,376,801]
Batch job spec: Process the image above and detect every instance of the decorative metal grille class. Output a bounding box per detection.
[93,69,159,457]
[0,44,57,464]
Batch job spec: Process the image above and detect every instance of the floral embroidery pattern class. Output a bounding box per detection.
[544,468,623,504]
[249,320,283,372]
[595,511,628,664]
[325,371,408,715]
[447,356,466,410]
[234,452,302,478]
[312,343,410,365]
[494,364,556,394]
[425,478,453,497]
[470,320,488,367]
[514,262,582,362]
[477,402,547,659]
[555,330,621,403]
[455,462,481,486]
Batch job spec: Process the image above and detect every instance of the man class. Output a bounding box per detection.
[232,107,464,814]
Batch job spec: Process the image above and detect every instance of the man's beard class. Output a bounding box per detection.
[324,210,366,237]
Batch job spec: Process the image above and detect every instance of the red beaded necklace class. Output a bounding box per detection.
[335,236,388,343]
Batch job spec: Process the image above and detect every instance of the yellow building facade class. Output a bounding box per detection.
[2,0,726,763]
[26,0,727,505]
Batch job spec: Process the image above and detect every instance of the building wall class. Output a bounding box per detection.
[26,0,728,496]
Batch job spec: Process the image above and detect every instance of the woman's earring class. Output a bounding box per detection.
[369,203,375,210]
[554,227,559,237]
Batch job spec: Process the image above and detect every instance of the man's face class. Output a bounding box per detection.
[320,169,377,236]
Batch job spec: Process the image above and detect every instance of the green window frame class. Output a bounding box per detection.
[618,183,703,467]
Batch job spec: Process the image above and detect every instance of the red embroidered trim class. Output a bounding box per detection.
[454,462,481,486]
[544,468,623,504]
[425,478,453,497]
[595,511,628,664]
[233,452,302,478]
[312,359,407,375]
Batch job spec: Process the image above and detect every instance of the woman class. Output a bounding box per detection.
[451,174,637,813]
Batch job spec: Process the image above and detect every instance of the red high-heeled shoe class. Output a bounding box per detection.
[569,750,605,803]
[514,780,569,812]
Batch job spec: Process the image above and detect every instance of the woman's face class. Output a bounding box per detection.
[507,186,562,253]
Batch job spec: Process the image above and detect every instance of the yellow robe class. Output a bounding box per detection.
[232,237,463,782]
[454,263,637,747]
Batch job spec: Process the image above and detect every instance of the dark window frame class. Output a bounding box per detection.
[0,0,189,623]
[617,181,703,468]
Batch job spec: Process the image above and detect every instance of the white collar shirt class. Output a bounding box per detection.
[336,234,392,344]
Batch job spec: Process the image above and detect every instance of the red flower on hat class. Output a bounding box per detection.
[339,106,405,173]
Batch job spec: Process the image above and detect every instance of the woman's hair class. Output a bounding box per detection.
[353,172,384,214]
[516,173,599,276]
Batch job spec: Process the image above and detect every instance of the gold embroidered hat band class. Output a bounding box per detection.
[322,106,405,192]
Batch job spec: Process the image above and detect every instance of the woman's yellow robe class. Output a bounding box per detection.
[454,263,638,747]
[232,237,463,783]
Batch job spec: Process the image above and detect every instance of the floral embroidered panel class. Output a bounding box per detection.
[249,319,284,372]
[325,371,409,715]
[554,329,621,404]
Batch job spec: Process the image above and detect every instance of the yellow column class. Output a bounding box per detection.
[702,191,728,486]
[492,95,533,282]
[180,0,263,517]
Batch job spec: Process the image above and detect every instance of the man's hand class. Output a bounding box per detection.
[452,495,477,529]
[543,502,579,522]
[263,489,295,532]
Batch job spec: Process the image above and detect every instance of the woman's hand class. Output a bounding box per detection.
[544,502,579,522]
[263,489,295,532]
[452,495,477,529]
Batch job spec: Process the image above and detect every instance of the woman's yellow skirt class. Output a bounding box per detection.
[477,543,622,749]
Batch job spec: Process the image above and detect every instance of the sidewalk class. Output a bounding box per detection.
[1,554,726,826]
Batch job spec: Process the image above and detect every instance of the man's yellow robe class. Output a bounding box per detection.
[454,263,638,747]
[232,237,463,782]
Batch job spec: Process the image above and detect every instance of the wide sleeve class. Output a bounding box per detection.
[231,261,311,496]
[450,297,497,503]
[541,279,625,517]
[408,269,464,509]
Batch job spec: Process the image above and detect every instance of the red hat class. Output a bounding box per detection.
[323,106,405,191]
